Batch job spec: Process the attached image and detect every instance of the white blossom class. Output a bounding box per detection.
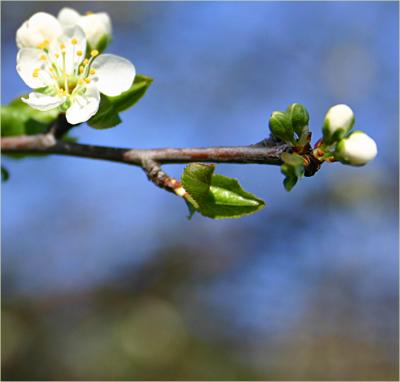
[16,26,135,124]
[16,8,112,51]
[323,104,355,136]
[335,131,378,166]
[16,12,63,49]
[58,8,111,49]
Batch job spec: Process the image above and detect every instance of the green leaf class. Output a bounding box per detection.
[109,75,153,113]
[87,74,153,129]
[87,96,122,129]
[9,97,59,124]
[1,97,58,137]
[280,152,305,191]
[281,163,298,192]
[1,166,10,182]
[182,163,265,219]
[283,173,298,191]
[1,105,26,137]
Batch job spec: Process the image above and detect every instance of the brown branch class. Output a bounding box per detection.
[1,133,321,194]
[1,134,290,166]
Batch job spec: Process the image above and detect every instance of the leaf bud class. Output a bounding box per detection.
[269,111,294,143]
[287,103,309,136]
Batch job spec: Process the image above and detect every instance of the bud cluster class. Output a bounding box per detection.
[321,104,377,166]
[268,103,310,146]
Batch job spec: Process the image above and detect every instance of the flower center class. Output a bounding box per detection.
[32,38,99,99]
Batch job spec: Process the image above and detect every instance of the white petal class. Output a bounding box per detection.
[78,13,112,47]
[49,25,86,75]
[16,48,49,88]
[66,86,100,124]
[58,7,81,27]
[16,12,62,48]
[92,54,135,96]
[21,92,66,111]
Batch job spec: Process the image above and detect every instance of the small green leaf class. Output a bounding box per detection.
[281,152,303,167]
[87,74,153,129]
[283,174,298,191]
[182,163,265,219]
[1,105,26,137]
[1,97,59,138]
[281,163,298,192]
[9,97,59,124]
[1,166,10,182]
[109,75,153,113]
[87,96,122,129]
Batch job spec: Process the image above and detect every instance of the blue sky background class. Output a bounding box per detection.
[1,2,398,380]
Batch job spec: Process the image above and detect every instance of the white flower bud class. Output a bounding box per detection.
[58,8,112,50]
[335,131,378,166]
[323,104,355,143]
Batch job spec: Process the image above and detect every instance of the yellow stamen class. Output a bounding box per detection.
[60,43,66,50]
[37,39,49,49]
[83,59,89,65]
[84,78,91,84]
[86,11,94,15]
[90,50,99,57]
[89,68,96,75]
[78,78,85,85]
[71,38,78,45]
[77,50,83,57]
[55,53,60,59]
[79,66,85,74]
[32,69,40,78]
[39,54,47,61]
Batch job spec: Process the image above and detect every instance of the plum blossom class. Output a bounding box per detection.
[16,8,111,51]
[16,26,135,124]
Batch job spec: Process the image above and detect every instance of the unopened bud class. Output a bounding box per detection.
[287,103,309,136]
[323,104,355,144]
[335,131,377,166]
[269,111,294,143]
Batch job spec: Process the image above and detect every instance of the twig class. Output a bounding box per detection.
[1,133,321,194]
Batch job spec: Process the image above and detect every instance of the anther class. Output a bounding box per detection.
[55,53,60,58]
[39,54,47,61]
[60,43,66,50]
[83,59,89,65]
[79,66,85,74]
[77,50,83,57]
[90,50,99,57]
[84,78,91,84]
[89,68,96,75]
[71,38,78,45]
[86,11,94,15]
[37,39,49,49]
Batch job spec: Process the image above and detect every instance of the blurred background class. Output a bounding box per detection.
[1,1,398,380]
